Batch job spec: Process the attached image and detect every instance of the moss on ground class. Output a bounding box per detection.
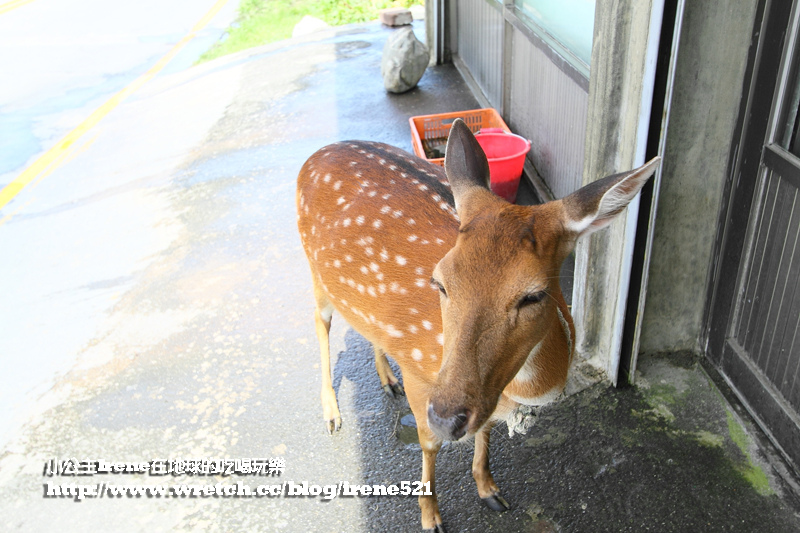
[726,409,774,496]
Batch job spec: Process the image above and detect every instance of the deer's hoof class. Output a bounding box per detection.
[383,381,405,398]
[325,416,342,435]
[423,523,447,533]
[482,493,510,512]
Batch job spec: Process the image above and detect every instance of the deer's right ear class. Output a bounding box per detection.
[561,157,661,237]
[444,118,492,216]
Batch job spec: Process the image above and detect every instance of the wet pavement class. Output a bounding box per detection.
[0,0,240,185]
[1,18,800,533]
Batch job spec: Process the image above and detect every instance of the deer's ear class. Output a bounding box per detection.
[444,118,492,216]
[561,157,661,237]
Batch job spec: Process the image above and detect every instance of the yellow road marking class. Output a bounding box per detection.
[0,0,230,213]
[0,0,34,15]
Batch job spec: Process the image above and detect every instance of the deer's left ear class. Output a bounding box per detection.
[444,118,492,218]
[561,157,661,237]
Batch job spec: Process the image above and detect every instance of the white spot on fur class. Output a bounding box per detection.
[422,320,432,330]
[436,333,444,346]
[386,325,404,338]
[411,348,423,361]
[356,215,365,225]
[396,255,407,266]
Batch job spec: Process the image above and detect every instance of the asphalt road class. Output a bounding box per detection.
[0,0,240,445]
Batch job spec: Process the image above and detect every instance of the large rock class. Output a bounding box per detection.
[381,27,429,94]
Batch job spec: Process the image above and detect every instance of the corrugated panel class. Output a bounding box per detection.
[734,167,800,411]
[457,0,504,108]
[508,28,588,199]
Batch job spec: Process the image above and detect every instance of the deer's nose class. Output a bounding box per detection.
[427,403,470,441]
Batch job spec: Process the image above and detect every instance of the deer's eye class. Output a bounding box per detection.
[430,278,447,297]
[518,291,546,309]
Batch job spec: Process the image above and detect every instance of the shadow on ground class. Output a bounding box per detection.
[332,331,800,532]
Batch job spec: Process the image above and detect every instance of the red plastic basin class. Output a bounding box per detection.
[475,129,531,203]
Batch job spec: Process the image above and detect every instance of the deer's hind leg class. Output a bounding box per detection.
[311,279,341,434]
[373,346,404,398]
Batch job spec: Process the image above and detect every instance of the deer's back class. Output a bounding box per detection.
[297,141,459,376]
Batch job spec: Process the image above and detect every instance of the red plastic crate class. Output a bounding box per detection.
[409,108,511,166]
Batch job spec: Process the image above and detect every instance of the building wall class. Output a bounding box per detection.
[456,0,504,108]
[448,0,589,200]
[639,0,759,354]
[507,27,588,199]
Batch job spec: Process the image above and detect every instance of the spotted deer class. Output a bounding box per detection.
[297,119,659,531]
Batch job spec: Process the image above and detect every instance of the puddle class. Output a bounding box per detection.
[397,410,419,445]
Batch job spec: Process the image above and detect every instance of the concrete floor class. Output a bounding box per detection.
[1,20,799,532]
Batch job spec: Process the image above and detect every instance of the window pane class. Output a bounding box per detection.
[515,0,596,66]
[780,41,800,156]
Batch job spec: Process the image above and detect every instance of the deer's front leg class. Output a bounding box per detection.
[472,422,510,511]
[406,384,446,532]
[418,425,445,532]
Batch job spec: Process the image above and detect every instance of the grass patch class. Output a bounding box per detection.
[726,410,773,496]
[199,0,423,63]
